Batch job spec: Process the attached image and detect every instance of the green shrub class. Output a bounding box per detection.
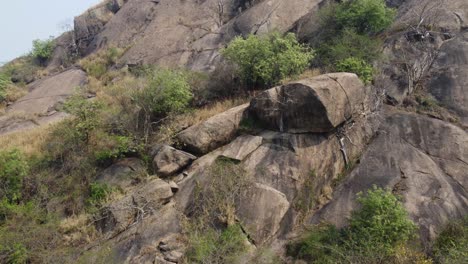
[346,186,416,255]
[433,217,468,263]
[132,68,193,118]
[0,149,29,204]
[335,0,396,35]
[336,57,374,84]
[31,38,55,65]
[316,28,382,67]
[0,73,10,102]
[185,224,248,263]
[63,95,104,144]
[222,32,313,88]
[87,183,112,207]
[288,186,416,262]
[0,242,29,264]
[94,134,142,166]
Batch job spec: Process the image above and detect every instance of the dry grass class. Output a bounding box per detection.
[0,123,53,157]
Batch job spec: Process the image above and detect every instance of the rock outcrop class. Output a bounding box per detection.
[176,103,249,155]
[152,145,197,177]
[96,158,146,190]
[311,113,468,245]
[250,73,367,133]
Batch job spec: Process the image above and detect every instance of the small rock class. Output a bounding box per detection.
[169,181,179,193]
[163,251,183,263]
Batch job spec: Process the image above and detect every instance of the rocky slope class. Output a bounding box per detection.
[0,0,467,263]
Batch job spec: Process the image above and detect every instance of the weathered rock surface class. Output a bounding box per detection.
[250,73,366,133]
[176,103,249,155]
[96,178,174,236]
[311,113,468,245]
[74,0,323,70]
[152,145,197,177]
[96,158,146,190]
[7,69,87,115]
[429,34,468,127]
[0,69,87,135]
[237,183,290,244]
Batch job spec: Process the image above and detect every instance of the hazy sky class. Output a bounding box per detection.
[0,0,102,63]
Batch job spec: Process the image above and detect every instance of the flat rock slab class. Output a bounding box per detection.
[176,103,249,155]
[8,69,87,115]
[250,73,366,133]
[96,158,146,190]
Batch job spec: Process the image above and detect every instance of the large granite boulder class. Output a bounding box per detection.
[176,103,249,155]
[311,113,468,245]
[152,145,196,177]
[250,73,366,133]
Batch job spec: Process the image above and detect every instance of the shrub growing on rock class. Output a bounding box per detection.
[222,32,313,88]
[336,57,373,84]
[31,38,55,65]
[288,186,416,262]
[433,217,468,263]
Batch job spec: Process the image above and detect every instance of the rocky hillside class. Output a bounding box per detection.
[0,0,466,263]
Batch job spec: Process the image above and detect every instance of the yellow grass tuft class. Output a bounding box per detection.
[0,123,53,157]
[280,68,322,84]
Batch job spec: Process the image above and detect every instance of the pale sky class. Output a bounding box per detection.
[0,0,102,63]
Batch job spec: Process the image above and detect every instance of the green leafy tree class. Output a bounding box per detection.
[335,0,396,35]
[222,32,313,88]
[31,38,55,65]
[336,57,374,84]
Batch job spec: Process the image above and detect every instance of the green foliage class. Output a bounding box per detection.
[0,149,29,204]
[288,186,416,262]
[336,57,374,84]
[222,32,313,88]
[0,73,10,102]
[433,217,468,263]
[185,224,248,264]
[87,183,112,207]
[335,0,396,35]
[63,94,104,144]
[316,28,382,68]
[31,38,55,65]
[94,135,142,166]
[79,47,125,79]
[0,242,29,264]
[347,186,416,255]
[132,68,193,117]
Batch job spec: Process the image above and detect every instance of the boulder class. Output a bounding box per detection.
[96,158,146,189]
[176,103,249,155]
[152,145,196,177]
[311,113,468,245]
[237,183,290,244]
[96,179,173,235]
[219,135,263,161]
[249,73,366,133]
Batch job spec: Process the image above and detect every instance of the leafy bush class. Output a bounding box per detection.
[346,186,416,255]
[0,242,29,264]
[0,73,10,102]
[288,186,416,262]
[79,47,125,79]
[433,217,468,263]
[87,183,112,207]
[222,32,313,88]
[336,57,374,84]
[94,134,142,166]
[31,38,55,65]
[185,224,248,263]
[335,0,396,35]
[0,149,29,204]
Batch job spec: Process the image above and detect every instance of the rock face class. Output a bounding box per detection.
[237,183,290,243]
[73,0,323,70]
[96,158,146,190]
[152,145,197,177]
[176,103,249,155]
[311,113,468,245]
[0,69,87,135]
[429,34,468,127]
[250,73,366,133]
[96,178,174,236]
